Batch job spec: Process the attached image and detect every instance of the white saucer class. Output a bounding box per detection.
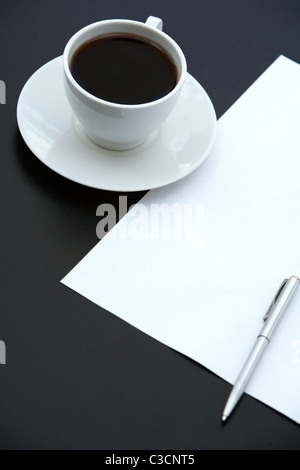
[17,56,217,191]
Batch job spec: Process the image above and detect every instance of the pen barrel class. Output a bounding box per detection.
[259,276,300,341]
[228,336,269,406]
[223,336,269,419]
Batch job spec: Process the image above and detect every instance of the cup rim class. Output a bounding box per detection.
[63,18,187,109]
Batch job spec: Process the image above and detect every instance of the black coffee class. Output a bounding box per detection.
[70,33,178,105]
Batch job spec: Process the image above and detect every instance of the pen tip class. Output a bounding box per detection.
[222,414,227,422]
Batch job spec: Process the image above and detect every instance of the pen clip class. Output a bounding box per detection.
[263,279,288,321]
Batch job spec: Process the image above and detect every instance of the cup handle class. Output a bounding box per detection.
[145,16,163,30]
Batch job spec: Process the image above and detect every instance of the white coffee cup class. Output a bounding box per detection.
[63,16,187,150]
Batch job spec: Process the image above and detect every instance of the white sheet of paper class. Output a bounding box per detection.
[62,56,300,424]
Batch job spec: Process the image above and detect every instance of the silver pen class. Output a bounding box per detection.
[222,275,300,422]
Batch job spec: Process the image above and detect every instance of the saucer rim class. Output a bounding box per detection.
[17,56,217,192]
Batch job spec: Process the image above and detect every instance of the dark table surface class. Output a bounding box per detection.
[1,0,300,450]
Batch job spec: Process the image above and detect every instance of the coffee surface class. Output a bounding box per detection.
[70,33,178,105]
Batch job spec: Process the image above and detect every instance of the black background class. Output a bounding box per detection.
[0,0,300,450]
